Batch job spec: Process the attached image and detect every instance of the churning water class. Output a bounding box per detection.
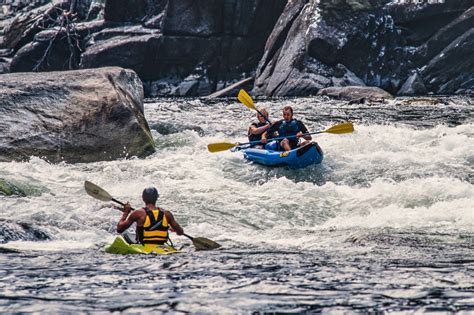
[0,96,473,313]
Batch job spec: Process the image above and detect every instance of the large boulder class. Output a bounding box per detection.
[416,6,474,64]
[386,0,471,45]
[397,71,427,96]
[318,86,393,101]
[255,0,411,96]
[0,67,155,163]
[80,30,161,80]
[421,28,474,94]
[254,0,473,96]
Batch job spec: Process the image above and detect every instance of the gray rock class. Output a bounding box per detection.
[104,0,150,23]
[80,33,161,80]
[254,0,307,95]
[10,20,108,73]
[0,179,26,197]
[0,67,155,163]
[331,64,366,87]
[386,0,471,45]
[397,71,427,96]
[318,86,393,101]
[422,28,474,94]
[3,1,285,97]
[255,0,472,96]
[162,0,223,36]
[416,6,474,64]
[0,58,10,74]
[1,3,52,51]
[255,0,410,96]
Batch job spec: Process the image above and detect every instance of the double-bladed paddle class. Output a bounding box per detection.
[238,89,272,124]
[84,181,221,250]
[207,121,354,153]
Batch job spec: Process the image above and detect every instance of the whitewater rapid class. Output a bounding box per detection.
[1,97,472,251]
[0,96,473,313]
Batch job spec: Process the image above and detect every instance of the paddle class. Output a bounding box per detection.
[84,181,221,250]
[238,89,271,124]
[208,121,354,153]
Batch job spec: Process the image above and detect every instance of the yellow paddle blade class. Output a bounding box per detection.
[323,122,354,134]
[238,89,256,110]
[207,142,238,153]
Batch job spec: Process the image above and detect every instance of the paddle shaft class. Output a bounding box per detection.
[255,109,272,125]
[111,198,128,208]
[238,89,271,124]
[237,130,323,147]
[183,233,194,241]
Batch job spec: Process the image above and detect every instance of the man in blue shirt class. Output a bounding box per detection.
[261,106,311,151]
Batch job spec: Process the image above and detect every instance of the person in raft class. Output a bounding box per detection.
[247,108,274,149]
[116,187,184,244]
[261,105,312,152]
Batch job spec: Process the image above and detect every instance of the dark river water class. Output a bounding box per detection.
[0,96,473,313]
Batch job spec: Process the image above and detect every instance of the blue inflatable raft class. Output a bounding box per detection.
[242,142,323,169]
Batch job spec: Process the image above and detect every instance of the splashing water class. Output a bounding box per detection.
[0,96,473,313]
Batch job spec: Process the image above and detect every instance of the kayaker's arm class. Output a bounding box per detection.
[164,210,184,236]
[116,202,136,233]
[297,121,312,141]
[248,123,270,135]
[261,131,268,144]
[296,131,312,141]
[262,120,281,143]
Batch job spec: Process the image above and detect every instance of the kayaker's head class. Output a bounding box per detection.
[142,187,159,204]
[282,106,293,122]
[257,108,269,124]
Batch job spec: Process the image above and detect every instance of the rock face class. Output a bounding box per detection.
[1,0,472,96]
[254,0,473,96]
[3,0,286,96]
[0,67,155,163]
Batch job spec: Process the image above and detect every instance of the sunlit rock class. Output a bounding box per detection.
[0,66,155,163]
[317,85,393,101]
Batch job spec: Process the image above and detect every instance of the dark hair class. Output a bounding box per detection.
[142,187,159,204]
[283,106,293,114]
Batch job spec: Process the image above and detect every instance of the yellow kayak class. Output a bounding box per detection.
[104,236,180,255]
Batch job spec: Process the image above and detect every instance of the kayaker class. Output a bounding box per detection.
[116,187,184,244]
[247,108,274,148]
[261,106,311,151]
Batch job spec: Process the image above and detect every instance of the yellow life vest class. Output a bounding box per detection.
[141,207,169,244]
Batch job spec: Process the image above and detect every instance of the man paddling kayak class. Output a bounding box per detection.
[261,106,311,151]
[117,187,184,244]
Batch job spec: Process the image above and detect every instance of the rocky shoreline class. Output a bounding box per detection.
[0,0,472,98]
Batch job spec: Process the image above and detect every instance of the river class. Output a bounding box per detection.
[0,96,473,313]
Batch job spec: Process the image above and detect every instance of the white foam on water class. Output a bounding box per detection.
[3,240,95,252]
[0,108,472,251]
